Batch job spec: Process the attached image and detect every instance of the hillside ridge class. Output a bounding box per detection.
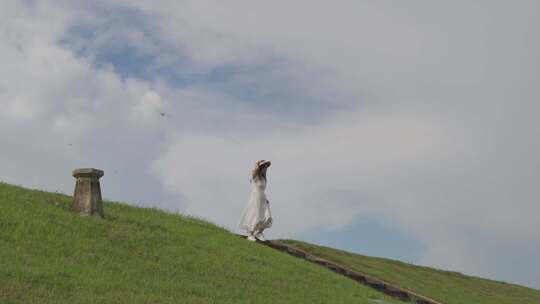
[240,235,442,304]
[0,182,401,304]
[1,182,539,304]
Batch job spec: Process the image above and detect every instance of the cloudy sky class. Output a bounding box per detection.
[1,0,539,289]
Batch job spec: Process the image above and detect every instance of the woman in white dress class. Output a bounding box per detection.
[239,160,273,241]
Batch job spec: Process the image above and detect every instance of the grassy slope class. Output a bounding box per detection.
[0,183,400,304]
[281,240,540,304]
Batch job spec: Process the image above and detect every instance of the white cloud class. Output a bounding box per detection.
[3,96,36,120]
[132,90,165,121]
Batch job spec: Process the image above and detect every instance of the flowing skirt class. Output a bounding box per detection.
[239,190,272,233]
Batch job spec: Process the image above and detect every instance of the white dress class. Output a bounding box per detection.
[239,175,273,233]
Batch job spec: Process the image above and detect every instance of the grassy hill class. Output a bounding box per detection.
[281,240,540,304]
[0,182,399,304]
[2,182,539,304]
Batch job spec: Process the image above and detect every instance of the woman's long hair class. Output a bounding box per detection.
[258,167,267,181]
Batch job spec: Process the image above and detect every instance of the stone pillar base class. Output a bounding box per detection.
[72,168,104,218]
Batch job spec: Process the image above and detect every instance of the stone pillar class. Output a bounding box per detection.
[72,168,104,218]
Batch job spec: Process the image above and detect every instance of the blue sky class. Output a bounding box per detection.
[1,0,539,289]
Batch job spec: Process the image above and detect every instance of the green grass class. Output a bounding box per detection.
[281,240,540,304]
[0,182,400,304]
